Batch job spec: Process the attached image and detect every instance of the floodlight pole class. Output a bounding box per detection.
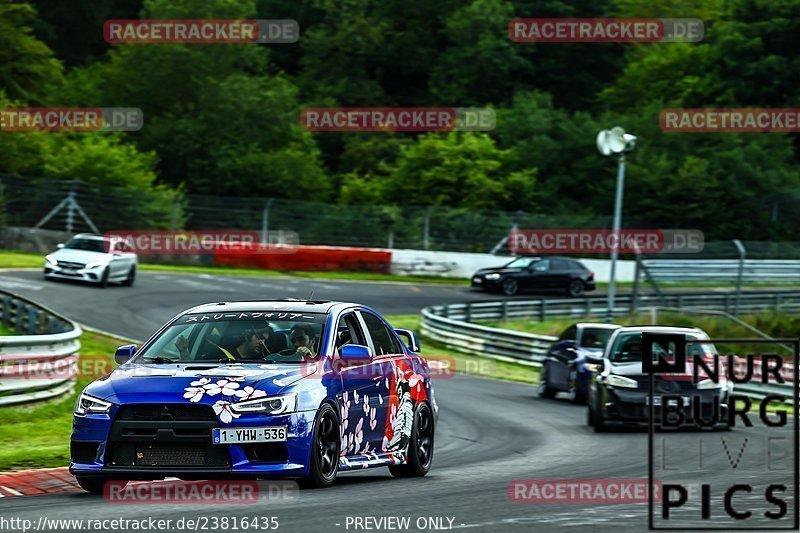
[606,152,625,322]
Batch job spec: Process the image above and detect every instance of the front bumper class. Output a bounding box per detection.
[471,276,500,289]
[44,265,103,282]
[70,409,318,479]
[600,387,730,428]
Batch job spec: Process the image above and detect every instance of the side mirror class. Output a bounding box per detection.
[584,354,605,371]
[56,243,65,249]
[115,344,136,365]
[340,344,372,364]
[561,340,577,349]
[394,329,420,352]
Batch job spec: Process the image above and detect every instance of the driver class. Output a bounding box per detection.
[233,326,274,360]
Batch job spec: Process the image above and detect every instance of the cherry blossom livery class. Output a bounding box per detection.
[70,300,437,491]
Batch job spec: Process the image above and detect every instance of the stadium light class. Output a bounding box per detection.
[596,127,637,322]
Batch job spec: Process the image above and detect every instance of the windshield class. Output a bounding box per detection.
[135,312,326,364]
[505,257,536,269]
[64,238,108,253]
[608,332,712,363]
[580,327,615,349]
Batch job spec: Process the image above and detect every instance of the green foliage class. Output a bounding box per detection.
[0,0,799,240]
[343,132,536,211]
[0,1,63,103]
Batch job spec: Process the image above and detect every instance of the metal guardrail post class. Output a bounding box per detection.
[27,307,38,335]
[14,300,24,330]
[2,296,10,326]
[540,300,547,322]
[732,239,746,317]
[501,302,508,320]
[465,302,472,323]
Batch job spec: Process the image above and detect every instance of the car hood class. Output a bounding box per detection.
[85,362,319,404]
[52,248,109,263]
[474,266,523,275]
[607,361,694,380]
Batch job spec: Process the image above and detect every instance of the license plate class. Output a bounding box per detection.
[646,396,691,406]
[212,426,287,444]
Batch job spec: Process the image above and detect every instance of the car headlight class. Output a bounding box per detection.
[45,255,58,266]
[697,378,726,390]
[605,375,639,389]
[85,260,105,269]
[74,392,112,415]
[230,393,297,414]
[484,273,501,280]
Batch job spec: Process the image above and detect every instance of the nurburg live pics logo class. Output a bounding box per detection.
[645,333,799,530]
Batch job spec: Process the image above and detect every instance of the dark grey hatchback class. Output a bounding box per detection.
[470,256,596,297]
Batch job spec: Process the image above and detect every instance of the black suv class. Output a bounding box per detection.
[471,256,596,296]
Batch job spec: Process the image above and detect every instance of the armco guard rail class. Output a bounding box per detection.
[0,290,82,406]
[421,290,800,400]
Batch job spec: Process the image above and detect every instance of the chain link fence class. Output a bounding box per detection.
[3,175,800,256]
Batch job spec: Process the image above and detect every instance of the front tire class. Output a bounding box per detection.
[501,278,519,296]
[300,403,339,488]
[568,369,586,404]
[122,265,136,287]
[538,364,556,399]
[76,476,124,495]
[389,402,434,478]
[97,268,109,289]
[592,395,606,433]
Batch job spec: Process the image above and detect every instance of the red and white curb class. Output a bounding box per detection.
[0,468,186,499]
[0,467,79,497]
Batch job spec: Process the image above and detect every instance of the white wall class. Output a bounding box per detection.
[390,248,635,282]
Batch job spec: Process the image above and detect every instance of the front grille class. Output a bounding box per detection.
[107,404,229,468]
[117,404,217,421]
[136,444,226,466]
[632,376,698,392]
[57,260,85,269]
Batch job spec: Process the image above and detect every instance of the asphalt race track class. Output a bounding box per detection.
[0,270,793,532]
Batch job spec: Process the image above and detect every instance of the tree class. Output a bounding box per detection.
[0,1,63,103]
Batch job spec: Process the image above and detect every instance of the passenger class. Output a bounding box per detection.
[289,324,318,359]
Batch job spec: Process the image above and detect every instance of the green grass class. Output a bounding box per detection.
[0,249,467,285]
[0,250,43,268]
[0,322,18,336]
[0,330,120,471]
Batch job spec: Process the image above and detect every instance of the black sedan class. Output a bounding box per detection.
[587,326,733,432]
[539,322,620,404]
[471,256,596,297]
